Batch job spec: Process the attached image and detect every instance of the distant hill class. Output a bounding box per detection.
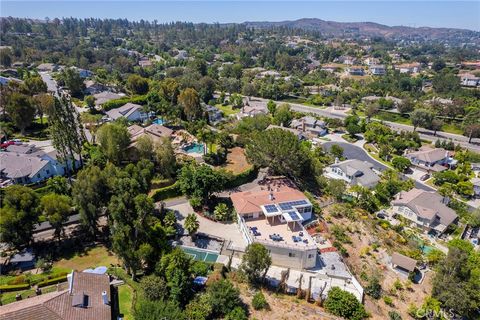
[242,18,479,41]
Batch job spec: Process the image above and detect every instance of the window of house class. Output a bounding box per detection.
[308,254,314,259]
[288,252,296,257]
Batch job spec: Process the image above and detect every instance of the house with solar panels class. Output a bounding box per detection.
[230,179,318,269]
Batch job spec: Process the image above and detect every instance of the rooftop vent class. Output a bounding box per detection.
[72,292,88,308]
[102,291,109,305]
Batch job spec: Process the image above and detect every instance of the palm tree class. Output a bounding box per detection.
[184,213,199,240]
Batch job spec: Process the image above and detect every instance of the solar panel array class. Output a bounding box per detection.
[287,211,301,221]
[278,200,309,211]
[264,204,279,213]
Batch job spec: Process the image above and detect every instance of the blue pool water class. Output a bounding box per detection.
[183,143,204,154]
[153,118,165,125]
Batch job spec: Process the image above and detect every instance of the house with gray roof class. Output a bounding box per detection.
[291,116,328,137]
[390,188,458,234]
[105,103,150,122]
[404,147,455,172]
[0,145,80,185]
[93,91,124,107]
[324,159,381,188]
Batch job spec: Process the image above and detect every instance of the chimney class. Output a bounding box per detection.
[67,271,74,294]
[398,191,402,199]
[334,157,339,164]
[269,192,274,201]
[102,291,109,305]
[302,119,306,132]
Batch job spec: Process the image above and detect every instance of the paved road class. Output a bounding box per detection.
[322,141,435,192]
[39,72,58,95]
[249,96,480,152]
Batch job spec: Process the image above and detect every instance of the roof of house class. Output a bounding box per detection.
[10,249,35,264]
[93,91,123,105]
[405,147,448,163]
[0,272,111,320]
[0,150,50,179]
[266,125,303,136]
[230,180,307,215]
[329,159,380,187]
[105,103,144,120]
[127,124,173,144]
[392,188,458,226]
[391,252,417,272]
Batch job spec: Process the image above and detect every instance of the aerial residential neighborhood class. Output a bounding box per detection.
[0,2,479,320]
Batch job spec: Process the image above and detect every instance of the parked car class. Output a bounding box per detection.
[420,174,430,181]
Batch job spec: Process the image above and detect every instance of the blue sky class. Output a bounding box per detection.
[1,1,479,31]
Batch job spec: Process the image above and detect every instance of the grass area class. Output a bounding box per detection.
[441,123,464,135]
[0,284,59,305]
[374,111,412,125]
[54,245,119,271]
[118,285,134,320]
[12,118,50,140]
[363,144,393,168]
[216,104,239,116]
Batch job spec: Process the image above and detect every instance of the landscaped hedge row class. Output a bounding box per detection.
[225,166,258,189]
[150,167,258,202]
[0,283,30,293]
[150,182,182,202]
[30,272,69,286]
[37,275,68,288]
[101,94,148,111]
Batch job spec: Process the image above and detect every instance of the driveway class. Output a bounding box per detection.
[165,201,247,250]
[322,141,434,191]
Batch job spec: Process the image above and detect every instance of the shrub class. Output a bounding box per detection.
[7,275,28,285]
[324,287,368,320]
[225,307,248,320]
[388,310,402,320]
[365,277,382,299]
[150,182,181,202]
[191,261,213,277]
[140,275,167,301]
[383,296,394,306]
[37,275,67,288]
[0,283,30,292]
[252,291,268,310]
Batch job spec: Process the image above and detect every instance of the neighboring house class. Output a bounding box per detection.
[361,95,402,107]
[205,105,223,123]
[0,145,80,185]
[84,80,106,95]
[0,271,113,320]
[256,70,281,79]
[105,103,150,122]
[337,55,357,65]
[320,64,338,73]
[72,67,93,78]
[230,179,317,269]
[8,249,36,272]
[37,63,58,72]
[266,125,305,140]
[324,159,381,188]
[138,58,153,68]
[236,105,267,119]
[174,50,188,60]
[404,147,455,172]
[291,116,328,137]
[472,177,480,198]
[364,57,380,66]
[0,76,23,86]
[346,66,365,76]
[395,62,421,74]
[93,91,124,107]
[390,188,458,234]
[128,123,173,145]
[369,64,386,75]
[391,252,417,276]
[460,73,480,87]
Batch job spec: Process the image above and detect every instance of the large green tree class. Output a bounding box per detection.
[97,122,131,164]
[0,185,39,249]
[177,164,228,204]
[40,193,71,241]
[239,243,272,285]
[5,92,35,135]
[324,287,368,320]
[126,74,149,95]
[178,88,202,121]
[60,67,85,97]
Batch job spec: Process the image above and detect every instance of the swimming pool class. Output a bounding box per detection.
[153,118,165,125]
[183,142,204,154]
[181,246,219,263]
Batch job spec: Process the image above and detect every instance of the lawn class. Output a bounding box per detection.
[216,104,239,116]
[118,284,134,320]
[54,245,119,271]
[441,123,464,135]
[1,284,58,305]
[374,111,412,125]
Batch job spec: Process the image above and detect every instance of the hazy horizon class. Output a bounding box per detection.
[1,1,479,31]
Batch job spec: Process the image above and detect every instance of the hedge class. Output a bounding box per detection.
[225,166,258,189]
[0,283,30,293]
[37,275,68,288]
[102,94,148,111]
[150,182,181,202]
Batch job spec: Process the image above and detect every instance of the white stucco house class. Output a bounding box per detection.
[105,103,151,122]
